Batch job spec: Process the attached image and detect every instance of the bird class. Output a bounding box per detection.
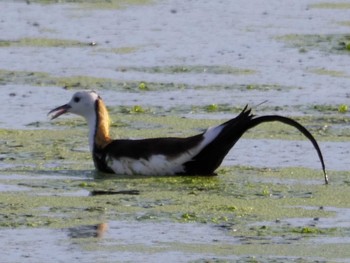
[48,90,328,184]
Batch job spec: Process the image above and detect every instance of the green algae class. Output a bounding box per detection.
[29,0,153,9]
[0,69,117,90]
[0,128,90,164]
[245,84,286,91]
[338,104,348,113]
[1,114,349,261]
[0,38,87,48]
[338,21,350,27]
[0,37,140,53]
[0,93,349,261]
[0,69,190,90]
[276,33,350,54]
[312,104,350,114]
[310,2,350,9]
[83,0,152,9]
[0,121,340,230]
[1,165,348,263]
[0,166,341,228]
[11,172,345,256]
[309,68,350,78]
[0,2,348,261]
[116,65,257,75]
[79,241,350,262]
[0,69,295,93]
[97,46,140,54]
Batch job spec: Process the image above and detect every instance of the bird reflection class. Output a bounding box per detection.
[67,223,108,239]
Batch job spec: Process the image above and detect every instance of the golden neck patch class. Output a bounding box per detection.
[94,98,112,149]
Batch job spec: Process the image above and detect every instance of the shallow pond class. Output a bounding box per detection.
[0,0,350,262]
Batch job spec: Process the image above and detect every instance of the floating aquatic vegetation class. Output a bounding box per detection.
[338,21,350,27]
[205,104,219,112]
[276,34,350,54]
[0,38,87,48]
[138,82,148,90]
[309,68,349,78]
[115,65,257,75]
[28,0,153,9]
[97,46,140,54]
[338,104,348,113]
[310,2,350,9]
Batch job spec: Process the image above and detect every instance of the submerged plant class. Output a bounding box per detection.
[205,104,219,112]
[138,82,148,90]
[130,105,146,113]
[338,104,348,113]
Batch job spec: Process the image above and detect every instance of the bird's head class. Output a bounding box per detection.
[48,91,100,120]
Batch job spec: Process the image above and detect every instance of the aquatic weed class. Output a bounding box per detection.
[310,3,350,9]
[338,104,348,113]
[205,104,219,112]
[130,105,146,114]
[0,38,86,48]
[138,82,148,90]
[29,0,153,9]
[277,34,350,54]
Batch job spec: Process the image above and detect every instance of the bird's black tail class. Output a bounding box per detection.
[247,114,328,184]
[185,106,328,184]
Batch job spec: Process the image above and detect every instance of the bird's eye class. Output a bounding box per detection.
[73,97,80,103]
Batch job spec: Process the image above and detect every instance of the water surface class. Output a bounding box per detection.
[0,0,349,262]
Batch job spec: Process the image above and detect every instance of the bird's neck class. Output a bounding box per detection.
[88,99,112,151]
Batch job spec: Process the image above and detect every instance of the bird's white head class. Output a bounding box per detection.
[49,90,111,151]
[48,91,99,120]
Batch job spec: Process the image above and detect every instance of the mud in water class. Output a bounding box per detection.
[0,0,350,262]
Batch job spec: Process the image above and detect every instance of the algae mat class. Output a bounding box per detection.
[1,0,350,262]
[1,111,350,262]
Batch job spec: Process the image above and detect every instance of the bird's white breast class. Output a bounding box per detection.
[104,124,224,176]
[106,154,185,176]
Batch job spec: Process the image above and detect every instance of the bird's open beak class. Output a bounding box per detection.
[48,104,71,120]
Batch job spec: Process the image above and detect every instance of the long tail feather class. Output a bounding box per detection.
[247,115,328,184]
[186,106,328,184]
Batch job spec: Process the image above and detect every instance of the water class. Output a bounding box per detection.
[0,221,240,263]
[0,0,350,262]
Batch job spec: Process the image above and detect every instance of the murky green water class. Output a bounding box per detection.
[0,0,349,262]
